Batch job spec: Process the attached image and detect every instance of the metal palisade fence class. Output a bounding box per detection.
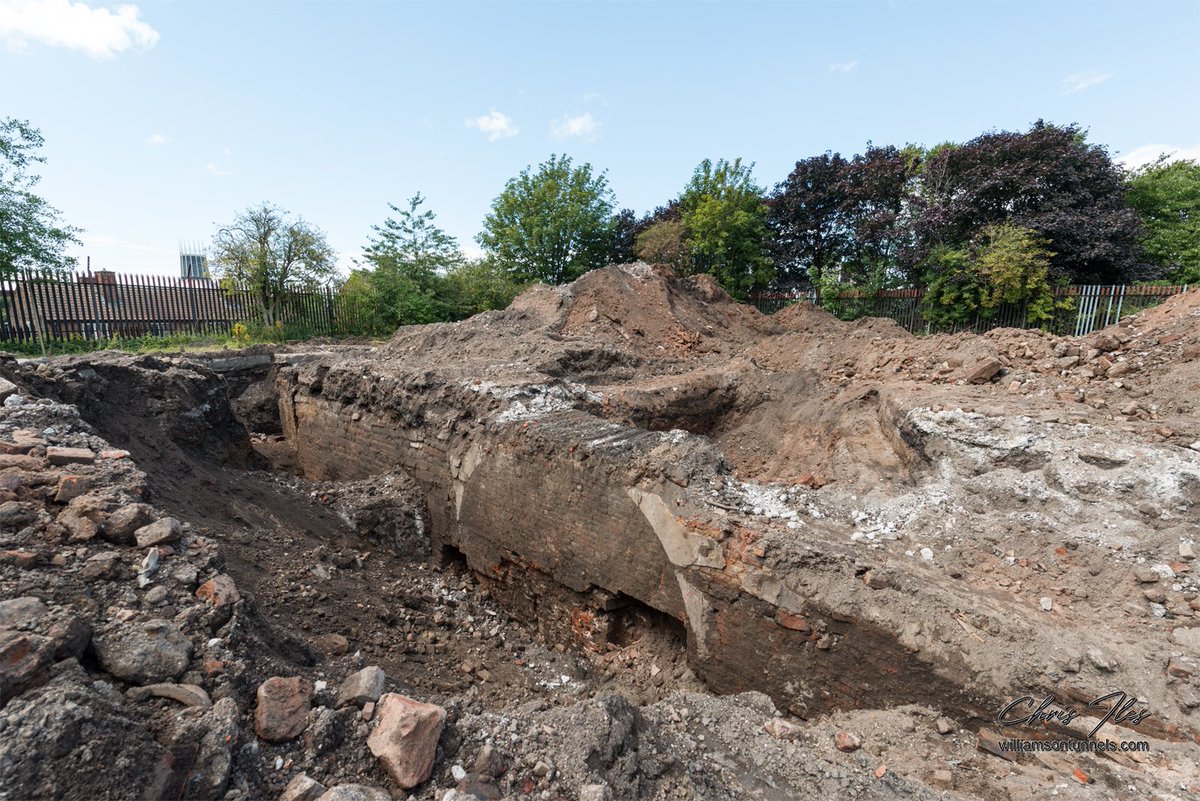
[0,268,377,345]
[749,284,1191,336]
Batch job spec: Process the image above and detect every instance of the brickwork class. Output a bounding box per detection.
[276,363,992,721]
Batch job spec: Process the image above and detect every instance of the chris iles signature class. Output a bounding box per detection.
[996,691,1151,739]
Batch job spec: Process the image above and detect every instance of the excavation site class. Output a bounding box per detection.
[2,263,1199,801]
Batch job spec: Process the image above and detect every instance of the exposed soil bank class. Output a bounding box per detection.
[2,265,1200,800]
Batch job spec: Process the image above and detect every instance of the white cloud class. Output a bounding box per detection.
[466,110,519,141]
[143,132,169,146]
[1061,70,1112,94]
[550,112,599,140]
[204,162,231,177]
[828,60,858,73]
[1117,142,1200,170]
[0,0,158,59]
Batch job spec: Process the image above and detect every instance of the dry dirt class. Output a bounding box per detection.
[1,263,1199,801]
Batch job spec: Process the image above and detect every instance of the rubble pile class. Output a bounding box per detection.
[2,264,1200,800]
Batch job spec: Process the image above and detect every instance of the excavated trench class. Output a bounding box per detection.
[7,269,1200,800]
[7,350,998,730]
[8,352,705,711]
[12,264,1198,758]
[254,354,1001,728]
[12,329,1192,772]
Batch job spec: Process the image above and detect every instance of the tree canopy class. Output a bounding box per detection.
[769,152,851,287]
[635,219,689,272]
[922,224,1060,327]
[0,118,80,276]
[769,145,918,290]
[911,121,1146,284]
[478,154,616,284]
[1127,157,1200,284]
[357,193,465,326]
[341,194,523,333]
[211,203,337,327]
[678,158,773,297]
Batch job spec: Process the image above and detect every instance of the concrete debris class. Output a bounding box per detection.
[254,676,313,742]
[367,693,447,788]
[133,517,182,548]
[3,272,1200,801]
[336,665,385,709]
[314,786,391,801]
[93,619,192,685]
[280,773,327,801]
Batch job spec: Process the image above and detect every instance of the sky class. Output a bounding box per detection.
[1,0,1198,276]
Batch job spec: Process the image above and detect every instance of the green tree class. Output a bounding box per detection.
[678,158,774,297]
[634,219,689,271]
[365,192,464,275]
[212,203,337,327]
[336,270,389,335]
[361,193,464,326]
[442,258,523,318]
[920,245,978,326]
[1127,157,1200,283]
[0,118,81,275]
[478,154,616,284]
[922,224,1060,327]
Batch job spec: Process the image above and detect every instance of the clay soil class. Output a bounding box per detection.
[2,264,1200,801]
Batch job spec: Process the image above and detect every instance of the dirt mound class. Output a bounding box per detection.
[372,264,1200,488]
[553,263,775,358]
[771,298,909,340]
[1114,286,1200,338]
[383,263,776,369]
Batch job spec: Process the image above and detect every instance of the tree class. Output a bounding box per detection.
[769,152,850,287]
[635,219,690,271]
[837,144,919,288]
[360,193,464,326]
[336,270,389,336]
[678,158,774,296]
[212,203,336,328]
[911,121,1147,284]
[917,245,977,327]
[606,208,640,265]
[1127,157,1200,283]
[972,224,1058,319]
[769,145,917,290]
[365,192,464,274]
[0,118,81,275]
[442,258,523,318]
[922,224,1060,327]
[478,154,616,284]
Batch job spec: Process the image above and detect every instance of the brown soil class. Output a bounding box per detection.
[2,264,1200,801]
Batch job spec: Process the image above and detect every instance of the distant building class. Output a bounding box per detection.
[180,252,209,280]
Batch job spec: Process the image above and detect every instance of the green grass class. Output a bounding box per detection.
[0,324,384,358]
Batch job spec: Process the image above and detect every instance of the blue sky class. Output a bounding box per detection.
[2,0,1198,276]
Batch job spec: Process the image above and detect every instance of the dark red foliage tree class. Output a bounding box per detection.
[911,121,1149,284]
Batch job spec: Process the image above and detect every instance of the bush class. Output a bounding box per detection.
[922,224,1066,328]
[442,259,523,319]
